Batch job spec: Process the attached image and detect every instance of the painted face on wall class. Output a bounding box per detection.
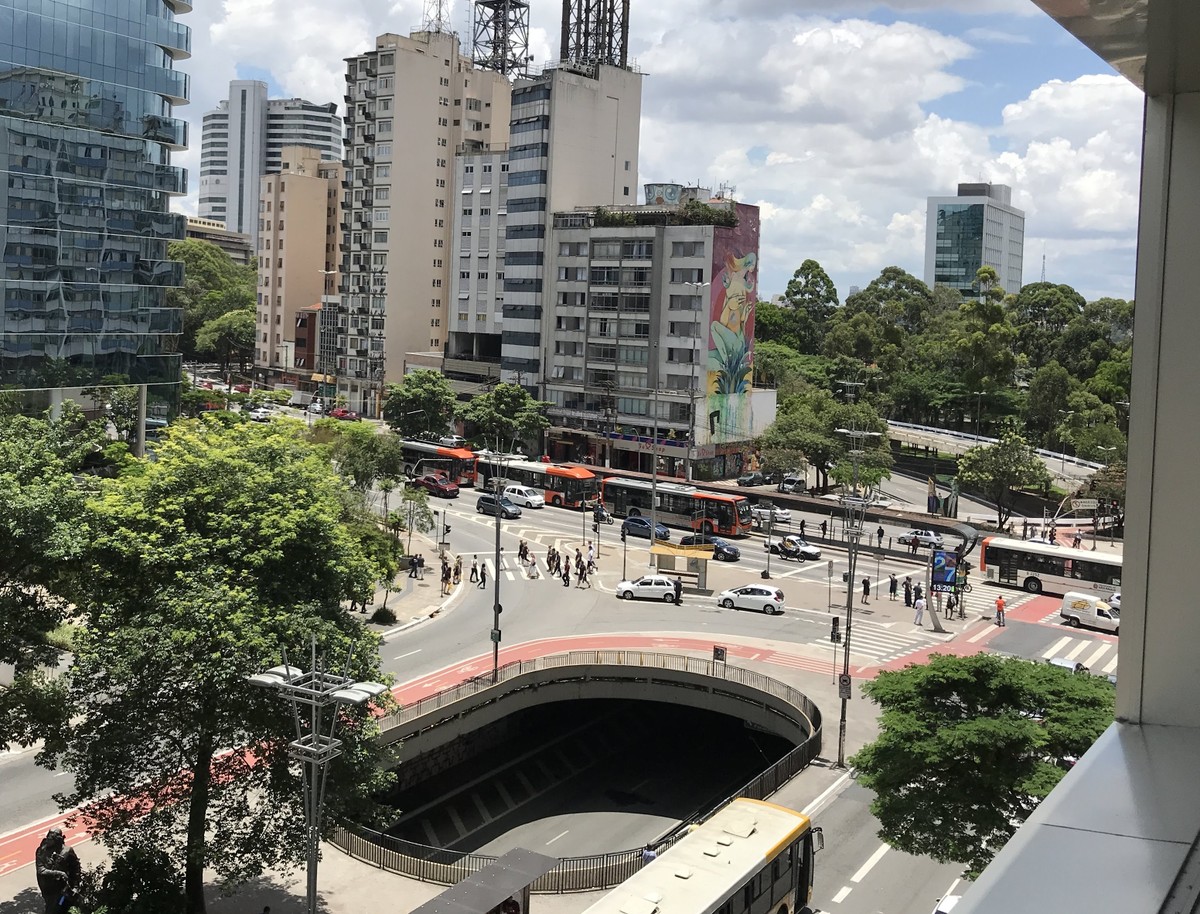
[718,252,757,336]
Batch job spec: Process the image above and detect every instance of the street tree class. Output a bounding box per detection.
[851,653,1114,877]
[381,369,458,439]
[760,390,888,493]
[194,308,256,376]
[1023,361,1074,442]
[459,382,552,451]
[43,419,395,914]
[956,423,1052,526]
[166,240,258,360]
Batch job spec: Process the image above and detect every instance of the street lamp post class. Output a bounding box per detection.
[972,389,985,439]
[249,637,388,914]
[1057,409,1076,470]
[490,468,506,682]
[1094,446,1118,551]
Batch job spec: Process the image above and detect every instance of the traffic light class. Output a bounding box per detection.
[831,618,841,644]
[443,523,451,535]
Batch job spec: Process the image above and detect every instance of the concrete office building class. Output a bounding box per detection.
[253,147,342,380]
[544,188,775,480]
[339,30,512,415]
[198,80,341,244]
[924,182,1025,298]
[0,0,190,407]
[500,61,643,386]
[185,217,253,267]
[445,148,508,394]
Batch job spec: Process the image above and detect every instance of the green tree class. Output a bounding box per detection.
[1023,361,1074,442]
[844,266,936,335]
[44,419,394,914]
[459,382,552,451]
[166,240,258,360]
[778,258,839,352]
[1007,282,1086,370]
[956,423,1052,526]
[381,369,459,439]
[194,308,255,376]
[851,653,1114,876]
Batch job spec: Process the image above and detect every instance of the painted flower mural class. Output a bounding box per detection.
[705,204,759,443]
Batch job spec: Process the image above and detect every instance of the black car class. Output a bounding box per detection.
[620,516,670,541]
[737,471,776,487]
[476,493,522,519]
[678,533,741,561]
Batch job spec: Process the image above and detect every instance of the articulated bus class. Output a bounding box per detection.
[601,477,754,537]
[582,798,822,914]
[398,440,477,487]
[474,456,600,508]
[978,536,1122,596]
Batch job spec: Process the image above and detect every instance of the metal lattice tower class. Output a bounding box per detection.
[471,0,530,76]
[422,0,451,33]
[559,0,630,69]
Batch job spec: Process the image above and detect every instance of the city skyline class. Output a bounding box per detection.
[172,0,1141,302]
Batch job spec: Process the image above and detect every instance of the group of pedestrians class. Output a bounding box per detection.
[439,555,462,596]
[407,554,427,580]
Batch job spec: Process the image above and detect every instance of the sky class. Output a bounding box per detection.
[174,0,1145,302]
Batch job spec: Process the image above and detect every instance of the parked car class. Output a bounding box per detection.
[476,492,522,519]
[750,504,792,526]
[439,435,467,447]
[415,473,459,498]
[234,383,251,393]
[897,529,945,548]
[764,535,822,561]
[716,585,786,615]
[620,516,670,541]
[307,400,324,414]
[776,474,806,494]
[247,407,272,422]
[616,575,679,603]
[678,533,741,561]
[1109,592,1121,610]
[329,407,361,421]
[503,485,544,509]
[736,471,773,487]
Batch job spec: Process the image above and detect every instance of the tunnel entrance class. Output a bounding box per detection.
[378,699,795,857]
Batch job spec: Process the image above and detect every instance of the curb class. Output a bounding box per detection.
[381,577,466,642]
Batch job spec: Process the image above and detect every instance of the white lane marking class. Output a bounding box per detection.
[1082,644,1111,670]
[1041,636,1073,658]
[967,624,994,643]
[801,768,854,818]
[393,649,422,661]
[850,843,890,883]
[1102,653,1120,674]
[546,830,570,846]
[1064,640,1090,661]
[831,886,852,904]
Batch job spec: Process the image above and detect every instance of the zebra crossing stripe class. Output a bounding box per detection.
[1042,636,1073,658]
[1081,643,1112,670]
[1101,654,1119,674]
[1063,640,1090,661]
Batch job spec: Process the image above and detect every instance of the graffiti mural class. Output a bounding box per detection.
[705,203,759,443]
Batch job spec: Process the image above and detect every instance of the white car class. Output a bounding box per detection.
[307,400,324,414]
[503,485,544,508]
[617,576,680,603]
[716,585,785,615]
[898,529,944,548]
[750,504,792,526]
[1109,592,1121,610]
[439,435,467,447]
[248,407,272,422]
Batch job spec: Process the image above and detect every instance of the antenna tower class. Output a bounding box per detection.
[559,0,630,69]
[422,0,451,33]
[1041,252,1046,282]
[472,0,531,76]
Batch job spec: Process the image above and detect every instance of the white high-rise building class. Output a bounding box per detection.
[198,80,342,244]
[924,182,1025,298]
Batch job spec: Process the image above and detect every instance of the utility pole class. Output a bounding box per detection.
[490,461,507,682]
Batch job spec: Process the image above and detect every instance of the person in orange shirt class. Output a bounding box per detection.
[995,595,1006,626]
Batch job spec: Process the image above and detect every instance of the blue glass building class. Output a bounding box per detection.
[0,0,190,397]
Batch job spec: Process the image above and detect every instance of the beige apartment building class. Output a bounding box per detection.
[339,30,512,415]
[254,146,343,377]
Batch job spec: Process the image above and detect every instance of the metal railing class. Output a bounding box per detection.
[887,420,1104,472]
[332,651,823,891]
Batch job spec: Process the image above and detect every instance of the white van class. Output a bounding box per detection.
[503,485,544,509]
[1060,591,1120,634]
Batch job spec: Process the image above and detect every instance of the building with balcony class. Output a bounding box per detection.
[253,146,342,382]
[543,187,775,480]
[339,30,512,415]
[0,0,191,404]
[924,182,1025,299]
[198,80,341,246]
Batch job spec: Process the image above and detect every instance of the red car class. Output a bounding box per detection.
[329,407,361,421]
[414,473,459,498]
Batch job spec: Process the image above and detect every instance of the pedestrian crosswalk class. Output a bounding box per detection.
[800,620,946,663]
[966,579,1039,613]
[1040,634,1119,674]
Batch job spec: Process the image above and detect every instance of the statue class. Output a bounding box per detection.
[35,828,81,914]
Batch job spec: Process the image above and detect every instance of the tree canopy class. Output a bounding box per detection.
[459,382,552,452]
[166,240,257,361]
[381,369,459,440]
[852,653,1114,877]
[956,423,1052,526]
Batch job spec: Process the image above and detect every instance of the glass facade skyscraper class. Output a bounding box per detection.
[924,183,1025,300]
[0,0,190,397]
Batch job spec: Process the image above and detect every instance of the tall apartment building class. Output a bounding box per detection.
[254,147,342,378]
[0,0,190,405]
[544,189,775,480]
[339,30,512,414]
[500,61,643,386]
[445,148,509,393]
[198,80,341,244]
[924,182,1025,298]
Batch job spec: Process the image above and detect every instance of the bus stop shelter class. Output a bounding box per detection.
[650,543,712,591]
[407,849,559,914]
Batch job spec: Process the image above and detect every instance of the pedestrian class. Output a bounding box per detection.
[910,539,919,556]
[877,525,885,547]
[587,540,595,568]
[641,844,657,864]
[913,594,926,626]
[799,519,806,538]
[903,577,913,607]
[673,578,683,605]
[995,594,1006,626]
[478,562,488,589]
[945,592,958,619]
[562,565,571,588]
[1072,532,1083,549]
[914,582,924,602]
[933,590,943,617]
[470,556,479,583]
[578,565,591,588]
[820,519,828,538]
[453,555,462,584]
[408,556,418,578]
[498,546,505,570]
[441,564,451,596]
[417,554,426,580]
[861,576,870,605]
[1022,518,1029,540]
[888,573,898,601]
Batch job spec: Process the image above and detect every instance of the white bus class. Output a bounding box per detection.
[582,798,822,914]
[978,536,1122,596]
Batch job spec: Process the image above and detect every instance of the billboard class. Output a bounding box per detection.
[931,549,959,593]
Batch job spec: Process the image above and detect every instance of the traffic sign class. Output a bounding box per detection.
[1072,498,1100,511]
[713,645,727,662]
[838,673,853,699]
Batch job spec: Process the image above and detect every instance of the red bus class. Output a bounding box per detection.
[600,476,753,536]
[399,440,477,487]
[474,456,599,508]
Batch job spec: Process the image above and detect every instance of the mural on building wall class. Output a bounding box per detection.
[705,203,759,444]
